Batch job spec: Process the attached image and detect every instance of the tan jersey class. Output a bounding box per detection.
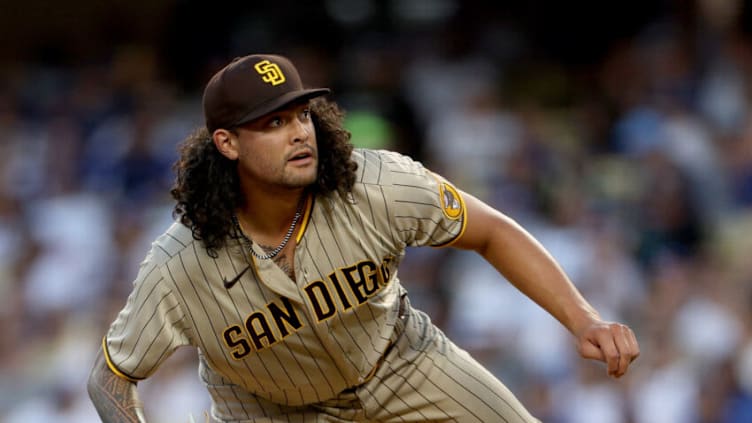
[104,149,467,415]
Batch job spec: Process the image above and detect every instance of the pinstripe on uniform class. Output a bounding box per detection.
[104,149,539,422]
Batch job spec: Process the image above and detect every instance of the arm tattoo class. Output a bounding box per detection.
[87,347,147,422]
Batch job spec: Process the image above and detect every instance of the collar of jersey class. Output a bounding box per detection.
[295,193,314,243]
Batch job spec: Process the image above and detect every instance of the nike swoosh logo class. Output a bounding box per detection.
[222,265,251,289]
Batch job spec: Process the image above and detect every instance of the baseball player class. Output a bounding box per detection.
[87,54,639,422]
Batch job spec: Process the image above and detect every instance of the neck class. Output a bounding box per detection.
[237,187,307,236]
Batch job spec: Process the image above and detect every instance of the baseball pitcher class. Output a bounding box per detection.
[87,54,639,422]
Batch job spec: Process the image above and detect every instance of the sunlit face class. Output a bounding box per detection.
[232,101,318,189]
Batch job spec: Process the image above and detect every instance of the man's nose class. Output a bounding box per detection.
[291,119,310,143]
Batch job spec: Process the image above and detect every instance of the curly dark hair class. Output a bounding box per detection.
[171,97,357,257]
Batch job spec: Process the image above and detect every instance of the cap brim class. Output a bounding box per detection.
[232,88,330,128]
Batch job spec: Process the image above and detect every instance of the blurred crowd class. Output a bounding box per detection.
[2,1,752,422]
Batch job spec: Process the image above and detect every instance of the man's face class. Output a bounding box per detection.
[232,101,318,189]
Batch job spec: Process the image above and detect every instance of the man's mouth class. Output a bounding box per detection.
[289,149,314,162]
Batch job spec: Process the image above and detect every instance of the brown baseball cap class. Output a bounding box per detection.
[202,54,330,132]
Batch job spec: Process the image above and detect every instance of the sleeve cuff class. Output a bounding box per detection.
[102,336,144,383]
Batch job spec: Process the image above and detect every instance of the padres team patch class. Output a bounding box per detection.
[439,182,463,220]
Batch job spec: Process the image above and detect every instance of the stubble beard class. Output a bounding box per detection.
[282,172,317,188]
[280,162,318,188]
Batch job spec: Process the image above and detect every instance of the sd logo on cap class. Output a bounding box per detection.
[202,54,330,132]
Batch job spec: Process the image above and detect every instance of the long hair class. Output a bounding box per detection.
[171,97,357,257]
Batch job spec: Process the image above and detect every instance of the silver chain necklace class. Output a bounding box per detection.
[233,207,302,260]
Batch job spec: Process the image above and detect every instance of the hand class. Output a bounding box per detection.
[575,321,640,378]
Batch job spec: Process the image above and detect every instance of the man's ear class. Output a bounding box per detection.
[212,129,239,160]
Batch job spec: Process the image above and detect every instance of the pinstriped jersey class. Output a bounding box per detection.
[104,148,467,415]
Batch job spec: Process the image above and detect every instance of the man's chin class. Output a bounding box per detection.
[284,172,317,188]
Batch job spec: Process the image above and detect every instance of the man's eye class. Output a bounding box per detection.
[269,117,283,127]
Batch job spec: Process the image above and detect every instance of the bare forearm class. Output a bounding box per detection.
[481,215,600,335]
[455,192,600,335]
[87,347,147,423]
[455,191,640,376]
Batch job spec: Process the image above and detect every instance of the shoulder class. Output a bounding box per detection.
[143,221,198,267]
[132,221,214,291]
[351,148,427,186]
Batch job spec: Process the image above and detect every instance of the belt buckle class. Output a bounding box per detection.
[397,294,408,320]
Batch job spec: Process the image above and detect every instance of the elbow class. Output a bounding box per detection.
[87,347,109,400]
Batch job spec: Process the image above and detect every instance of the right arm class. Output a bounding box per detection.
[87,346,147,422]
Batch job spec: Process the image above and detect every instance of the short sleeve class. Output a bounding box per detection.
[379,150,467,247]
[104,253,192,381]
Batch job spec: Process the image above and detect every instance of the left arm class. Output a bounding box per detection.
[453,190,640,378]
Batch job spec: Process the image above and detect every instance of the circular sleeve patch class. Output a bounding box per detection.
[439,182,463,220]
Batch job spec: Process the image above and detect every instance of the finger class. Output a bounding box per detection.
[612,324,641,377]
[578,339,605,362]
[597,332,621,377]
[613,325,632,377]
[580,324,621,377]
[620,324,640,364]
[626,325,640,362]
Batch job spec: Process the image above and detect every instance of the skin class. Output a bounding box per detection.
[87,102,318,422]
[87,347,146,422]
[454,192,640,378]
[214,100,316,278]
[218,99,640,376]
[88,100,639,421]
